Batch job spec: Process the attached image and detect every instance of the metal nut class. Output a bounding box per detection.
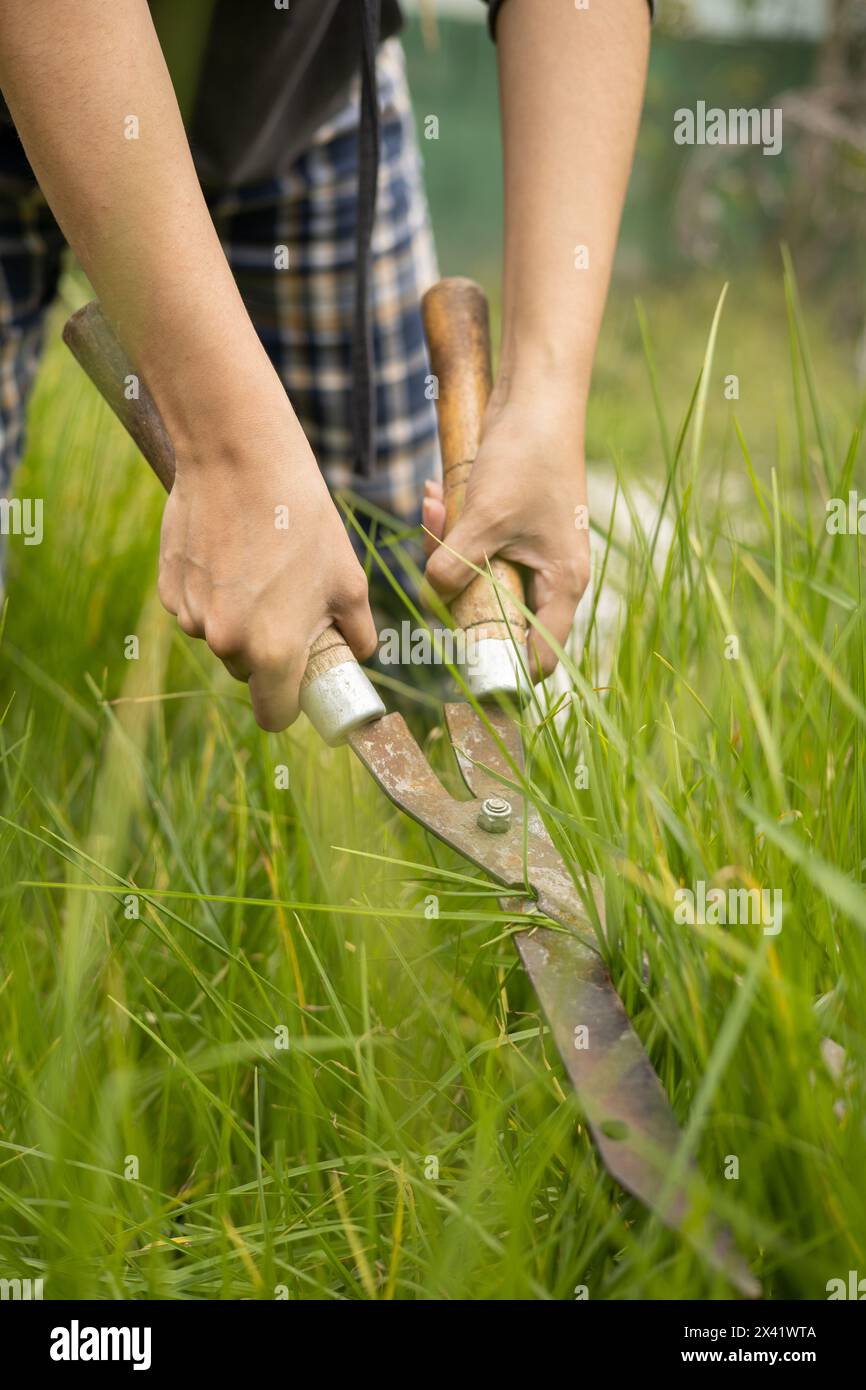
[477,796,513,834]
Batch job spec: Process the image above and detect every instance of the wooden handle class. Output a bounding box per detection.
[421,277,527,648]
[61,302,354,690]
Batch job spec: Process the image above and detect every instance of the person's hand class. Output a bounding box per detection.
[423,392,590,679]
[157,401,377,732]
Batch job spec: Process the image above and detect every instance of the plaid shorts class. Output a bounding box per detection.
[0,37,440,534]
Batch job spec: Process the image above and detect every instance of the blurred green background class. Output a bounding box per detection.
[403,4,864,286]
[399,3,864,465]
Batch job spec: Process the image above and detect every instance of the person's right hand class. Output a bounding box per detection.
[157,401,378,732]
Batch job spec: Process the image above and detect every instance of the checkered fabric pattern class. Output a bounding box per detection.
[0,38,441,539]
[0,137,66,499]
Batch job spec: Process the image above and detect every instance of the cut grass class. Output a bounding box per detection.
[0,261,864,1300]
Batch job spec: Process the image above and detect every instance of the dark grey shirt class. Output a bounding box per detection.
[187,0,405,186]
[183,0,650,184]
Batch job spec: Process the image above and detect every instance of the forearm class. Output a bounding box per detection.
[0,0,286,455]
[494,0,650,412]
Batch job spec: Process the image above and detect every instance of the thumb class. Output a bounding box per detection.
[424,513,494,603]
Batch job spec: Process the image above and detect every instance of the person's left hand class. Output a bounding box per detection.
[423,395,590,679]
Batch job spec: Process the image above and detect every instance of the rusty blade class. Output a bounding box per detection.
[349,711,600,940]
[443,702,759,1298]
[347,707,759,1298]
[443,704,686,1195]
[511,923,760,1296]
[444,702,606,933]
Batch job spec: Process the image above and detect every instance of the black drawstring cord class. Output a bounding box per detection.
[352,0,381,477]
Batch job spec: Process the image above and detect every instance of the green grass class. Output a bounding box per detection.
[1,259,865,1301]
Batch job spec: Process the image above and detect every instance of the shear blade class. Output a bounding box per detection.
[514,923,758,1295]
[348,705,759,1297]
[445,702,758,1295]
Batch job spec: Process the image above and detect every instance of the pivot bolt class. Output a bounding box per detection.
[477,796,513,834]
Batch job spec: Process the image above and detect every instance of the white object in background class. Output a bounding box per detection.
[534,464,676,722]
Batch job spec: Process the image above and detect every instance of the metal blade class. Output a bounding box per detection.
[513,921,758,1296]
[349,712,599,941]
[444,702,605,932]
[445,702,759,1296]
[348,707,760,1297]
[516,922,684,1197]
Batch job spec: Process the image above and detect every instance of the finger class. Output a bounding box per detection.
[204,617,252,683]
[176,604,205,640]
[177,584,207,640]
[424,514,499,603]
[222,655,250,683]
[527,589,579,680]
[331,587,379,662]
[157,563,180,617]
[157,503,183,616]
[248,659,303,733]
[421,492,446,559]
